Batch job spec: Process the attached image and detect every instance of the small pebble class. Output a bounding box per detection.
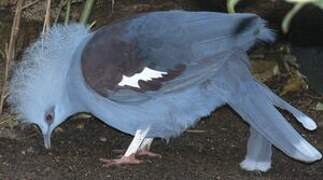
[99,137,107,142]
[44,167,51,172]
[55,127,64,133]
[76,123,85,129]
[26,147,34,153]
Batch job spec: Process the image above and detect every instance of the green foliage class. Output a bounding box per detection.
[226,0,323,33]
[315,0,323,8]
[287,0,323,8]
[64,0,71,26]
[283,0,323,33]
[227,0,240,13]
[282,2,306,33]
[80,0,96,25]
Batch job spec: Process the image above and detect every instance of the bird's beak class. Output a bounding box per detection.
[43,129,51,149]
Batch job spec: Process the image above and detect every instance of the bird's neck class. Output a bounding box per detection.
[65,48,139,135]
[65,34,94,114]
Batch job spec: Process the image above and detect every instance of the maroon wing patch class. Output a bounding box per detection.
[81,26,186,97]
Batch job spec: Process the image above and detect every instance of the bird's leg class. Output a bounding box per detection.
[100,128,149,167]
[240,127,272,172]
[136,138,161,158]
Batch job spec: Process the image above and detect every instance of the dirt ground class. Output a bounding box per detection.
[0,0,323,180]
[0,86,323,180]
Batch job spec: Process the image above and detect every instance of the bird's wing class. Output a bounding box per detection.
[81,11,269,102]
[107,50,239,102]
[82,42,237,103]
[124,10,272,67]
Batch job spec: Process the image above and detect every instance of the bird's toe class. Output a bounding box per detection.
[136,150,162,158]
[100,154,143,168]
[240,159,271,172]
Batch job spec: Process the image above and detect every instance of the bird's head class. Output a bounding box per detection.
[8,24,90,149]
[34,103,70,149]
[16,103,71,149]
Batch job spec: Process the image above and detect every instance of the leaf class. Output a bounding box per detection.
[227,0,240,13]
[286,0,315,2]
[282,2,307,33]
[314,102,323,111]
[282,0,323,33]
[80,0,96,24]
[280,71,307,96]
[313,0,323,8]
[286,0,323,8]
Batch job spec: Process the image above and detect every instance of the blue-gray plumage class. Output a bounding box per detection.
[8,11,321,171]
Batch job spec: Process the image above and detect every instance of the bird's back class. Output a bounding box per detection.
[81,11,274,99]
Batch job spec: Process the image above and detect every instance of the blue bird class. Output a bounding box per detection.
[8,11,321,171]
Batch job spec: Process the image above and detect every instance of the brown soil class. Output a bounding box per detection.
[0,86,323,180]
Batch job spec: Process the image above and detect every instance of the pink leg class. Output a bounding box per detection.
[100,154,143,168]
[136,138,161,158]
[101,128,149,168]
[137,149,162,158]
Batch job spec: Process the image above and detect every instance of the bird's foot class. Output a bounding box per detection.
[137,150,162,158]
[240,159,271,172]
[100,154,143,168]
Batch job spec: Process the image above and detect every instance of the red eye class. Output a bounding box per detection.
[46,113,54,125]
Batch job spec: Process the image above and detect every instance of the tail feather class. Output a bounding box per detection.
[228,83,322,162]
[257,83,318,131]
[257,23,276,44]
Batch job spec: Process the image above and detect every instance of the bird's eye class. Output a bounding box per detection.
[45,112,54,125]
[45,106,55,125]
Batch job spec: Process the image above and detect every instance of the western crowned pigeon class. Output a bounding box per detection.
[8,11,322,171]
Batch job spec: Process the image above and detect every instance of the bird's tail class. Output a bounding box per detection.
[221,51,322,162]
[228,81,321,162]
